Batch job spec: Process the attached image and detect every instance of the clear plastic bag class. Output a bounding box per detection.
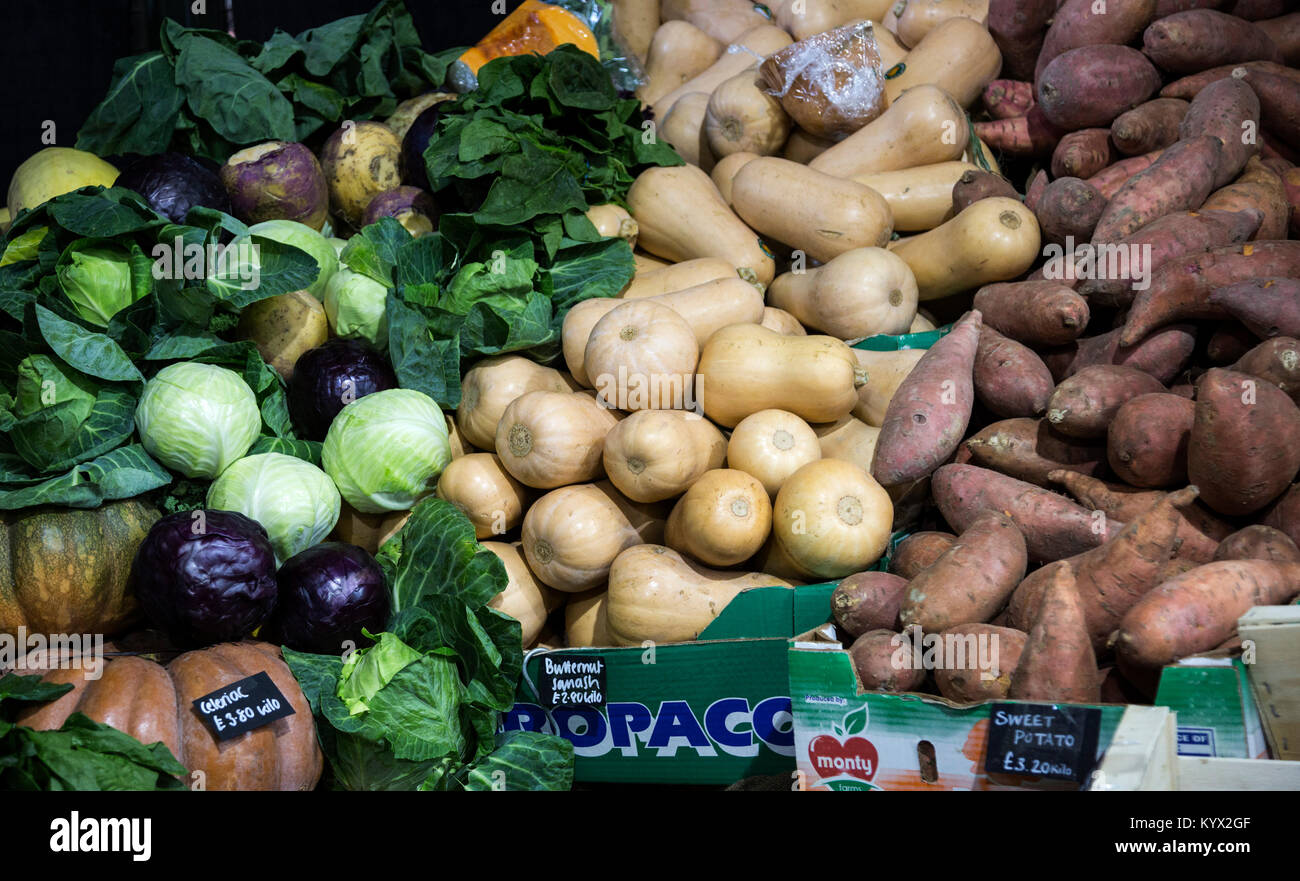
[551,0,648,94]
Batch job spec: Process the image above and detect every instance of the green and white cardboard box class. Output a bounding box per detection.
[502,583,837,784]
[1153,658,1267,759]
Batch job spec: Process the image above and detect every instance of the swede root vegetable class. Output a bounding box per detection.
[1188,368,1300,516]
[1047,365,1167,439]
[982,79,1035,120]
[1115,560,1300,671]
[1110,98,1190,156]
[1091,136,1222,244]
[973,326,1056,418]
[871,311,980,487]
[889,531,958,579]
[1208,277,1300,338]
[1034,177,1106,246]
[973,281,1089,348]
[1108,393,1196,488]
[964,418,1106,486]
[933,464,1123,562]
[1142,9,1283,74]
[1178,77,1262,188]
[951,169,1019,213]
[831,572,908,637]
[1213,525,1300,563]
[1009,564,1101,703]
[1037,45,1163,130]
[934,624,1028,703]
[1051,130,1116,180]
[1231,336,1300,401]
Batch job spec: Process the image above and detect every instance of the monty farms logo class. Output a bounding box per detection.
[806,703,883,791]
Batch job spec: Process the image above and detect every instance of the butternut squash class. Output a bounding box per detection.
[585,203,639,247]
[731,157,893,263]
[665,469,772,566]
[813,415,881,473]
[883,17,1000,107]
[895,0,989,50]
[963,137,1000,176]
[457,354,575,450]
[584,300,699,411]
[447,415,476,460]
[851,161,977,231]
[521,481,666,592]
[638,20,723,107]
[485,541,557,647]
[909,312,936,332]
[611,0,661,63]
[775,0,896,41]
[761,306,807,335]
[705,71,792,158]
[435,453,530,540]
[605,544,793,645]
[660,0,775,47]
[853,347,925,425]
[634,251,672,273]
[602,409,727,502]
[809,84,968,178]
[710,151,761,203]
[660,92,716,170]
[782,128,837,164]
[331,504,410,555]
[873,19,910,69]
[622,257,736,299]
[565,588,613,647]
[890,196,1040,300]
[696,323,868,427]
[767,247,918,339]
[652,25,794,120]
[772,458,894,578]
[495,390,620,488]
[459,1,600,74]
[628,164,776,286]
[727,409,822,497]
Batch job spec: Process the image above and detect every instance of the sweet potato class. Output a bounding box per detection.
[934,624,1028,703]
[1188,367,1300,516]
[974,327,1056,418]
[899,512,1028,632]
[982,79,1035,120]
[1046,365,1167,439]
[1024,168,1050,212]
[1115,560,1300,670]
[1035,177,1106,246]
[1178,77,1262,188]
[933,464,1124,562]
[1155,0,1228,14]
[1111,98,1191,155]
[849,629,926,692]
[1231,336,1300,401]
[890,531,958,580]
[831,572,909,638]
[951,169,1019,214]
[973,107,1066,157]
[1159,61,1300,99]
[972,280,1090,347]
[1213,525,1300,563]
[1051,130,1116,181]
[1091,136,1223,244]
[872,311,981,487]
[1077,209,1262,306]
[1120,241,1300,345]
[965,418,1107,487]
[1035,0,1158,82]
[1226,0,1288,20]
[988,0,1057,81]
[1065,324,1198,384]
[1142,9,1282,74]
[1201,156,1290,240]
[1256,12,1300,65]
[1086,149,1166,199]
[1206,323,1258,363]
[1037,45,1164,130]
[1282,166,1300,236]
[1009,565,1101,703]
[1241,68,1300,146]
[1209,278,1300,339]
[1261,483,1300,547]
[1108,393,1195,487]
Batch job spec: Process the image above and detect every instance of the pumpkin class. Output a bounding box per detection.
[459,1,600,75]
[0,500,160,639]
[17,641,323,791]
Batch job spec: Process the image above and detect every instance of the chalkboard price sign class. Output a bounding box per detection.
[538,655,607,708]
[192,672,295,742]
[984,703,1102,783]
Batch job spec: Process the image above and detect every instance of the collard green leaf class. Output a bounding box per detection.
[387,497,507,615]
[75,52,186,157]
[173,34,297,146]
[205,234,319,308]
[9,386,137,475]
[0,444,171,510]
[457,731,575,791]
[34,305,143,383]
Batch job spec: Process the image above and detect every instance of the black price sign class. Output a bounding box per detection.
[192,672,295,741]
[538,654,607,708]
[985,702,1102,783]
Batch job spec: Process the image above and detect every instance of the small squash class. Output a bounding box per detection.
[622,257,737,299]
[809,84,969,179]
[602,409,728,502]
[495,390,620,489]
[772,458,894,578]
[768,247,919,340]
[628,164,777,286]
[584,300,699,411]
[638,20,724,107]
[696,323,868,427]
[852,347,926,426]
[0,500,160,639]
[896,0,989,50]
[727,409,822,497]
[585,203,639,247]
[665,469,773,566]
[457,354,575,450]
[851,161,978,232]
[565,588,614,647]
[761,306,807,335]
[436,453,530,540]
[330,503,410,555]
[890,197,1040,300]
[652,25,793,122]
[660,0,774,45]
[459,1,600,74]
[731,157,893,264]
[485,541,561,646]
[18,642,322,791]
[782,128,837,164]
[605,544,793,645]
[813,415,882,474]
[705,71,792,158]
[710,151,761,204]
[521,481,667,592]
[660,92,716,170]
[883,16,1001,107]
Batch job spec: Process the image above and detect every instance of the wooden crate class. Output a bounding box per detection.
[1238,605,1300,762]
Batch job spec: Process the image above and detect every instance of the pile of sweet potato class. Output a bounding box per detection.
[836,0,1300,706]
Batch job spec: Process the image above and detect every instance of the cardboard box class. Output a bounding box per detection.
[1153,658,1267,759]
[502,582,837,784]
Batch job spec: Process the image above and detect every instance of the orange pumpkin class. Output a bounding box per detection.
[459,1,600,74]
[17,641,323,791]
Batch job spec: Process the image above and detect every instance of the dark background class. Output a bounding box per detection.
[0,0,509,184]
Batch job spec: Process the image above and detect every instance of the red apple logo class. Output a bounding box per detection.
[809,734,879,781]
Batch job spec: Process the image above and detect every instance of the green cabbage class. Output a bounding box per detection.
[323,267,388,351]
[56,241,147,326]
[134,362,260,479]
[207,452,341,563]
